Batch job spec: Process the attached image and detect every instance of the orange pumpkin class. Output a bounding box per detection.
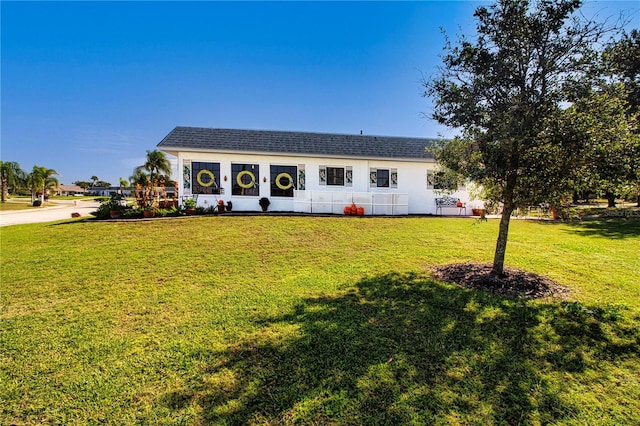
[351,203,357,215]
[344,206,351,215]
[357,207,365,216]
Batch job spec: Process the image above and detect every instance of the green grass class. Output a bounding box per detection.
[0,198,58,211]
[1,216,639,425]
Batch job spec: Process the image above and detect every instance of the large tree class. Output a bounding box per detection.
[0,161,26,203]
[72,180,91,189]
[424,0,615,275]
[566,88,640,207]
[602,30,640,206]
[604,29,640,114]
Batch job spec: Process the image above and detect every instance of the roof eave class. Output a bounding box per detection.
[157,145,435,162]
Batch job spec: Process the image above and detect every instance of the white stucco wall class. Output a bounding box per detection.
[175,151,473,215]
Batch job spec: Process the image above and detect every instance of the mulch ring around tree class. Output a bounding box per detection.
[432,263,571,300]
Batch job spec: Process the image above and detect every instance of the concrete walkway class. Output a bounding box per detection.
[0,199,100,227]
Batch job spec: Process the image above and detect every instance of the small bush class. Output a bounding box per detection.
[90,202,111,219]
[32,200,42,207]
[123,209,142,219]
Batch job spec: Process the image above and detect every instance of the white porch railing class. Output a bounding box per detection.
[293,190,409,215]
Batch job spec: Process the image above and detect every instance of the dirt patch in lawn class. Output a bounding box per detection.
[432,263,571,300]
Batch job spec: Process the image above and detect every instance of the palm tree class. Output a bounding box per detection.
[136,150,172,186]
[129,169,150,187]
[0,161,26,203]
[90,176,99,187]
[119,177,129,195]
[28,166,58,203]
[133,150,172,204]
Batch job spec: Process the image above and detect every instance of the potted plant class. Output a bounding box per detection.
[142,205,156,218]
[108,195,127,219]
[109,205,122,219]
[258,197,270,212]
[183,197,196,215]
[217,199,225,214]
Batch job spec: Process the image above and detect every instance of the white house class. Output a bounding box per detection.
[157,127,473,215]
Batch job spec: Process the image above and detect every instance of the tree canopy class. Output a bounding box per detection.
[0,161,26,203]
[135,150,172,186]
[27,166,58,203]
[424,0,621,275]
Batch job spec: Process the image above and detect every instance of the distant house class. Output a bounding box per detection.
[85,186,175,198]
[157,126,473,215]
[57,184,86,196]
[86,187,135,197]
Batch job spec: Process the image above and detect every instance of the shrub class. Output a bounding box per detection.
[32,200,42,207]
[183,198,196,209]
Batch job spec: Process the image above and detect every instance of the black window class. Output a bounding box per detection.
[327,167,344,186]
[192,162,221,194]
[232,164,259,196]
[377,169,390,188]
[270,165,297,197]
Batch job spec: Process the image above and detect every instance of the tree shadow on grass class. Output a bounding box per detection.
[560,217,640,239]
[159,272,639,424]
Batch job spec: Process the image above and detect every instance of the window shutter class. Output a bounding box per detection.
[298,164,306,190]
[183,160,192,195]
[345,166,353,187]
[369,168,377,188]
[426,169,435,190]
[390,168,398,188]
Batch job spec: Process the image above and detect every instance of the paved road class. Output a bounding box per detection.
[0,200,101,227]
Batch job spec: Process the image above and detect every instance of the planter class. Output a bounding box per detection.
[185,208,196,215]
[471,208,485,216]
[258,197,270,212]
[143,210,156,218]
[110,210,122,219]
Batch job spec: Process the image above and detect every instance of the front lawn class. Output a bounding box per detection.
[0,198,57,211]
[1,216,638,424]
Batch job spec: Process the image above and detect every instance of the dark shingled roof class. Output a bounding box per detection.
[158,127,437,161]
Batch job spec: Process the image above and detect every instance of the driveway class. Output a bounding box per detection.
[0,199,101,227]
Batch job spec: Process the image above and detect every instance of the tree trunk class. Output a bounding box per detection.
[636,194,639,208]
[605,191,616,208]
[1,178,5,203]
[492,203,514,277]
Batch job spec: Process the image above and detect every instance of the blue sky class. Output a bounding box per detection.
[2,1,638,186]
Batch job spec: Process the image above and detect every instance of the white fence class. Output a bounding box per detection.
[293,190,409,215]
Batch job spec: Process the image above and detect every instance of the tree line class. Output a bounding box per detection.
[0,162,58,204]
[1,150,173,203]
